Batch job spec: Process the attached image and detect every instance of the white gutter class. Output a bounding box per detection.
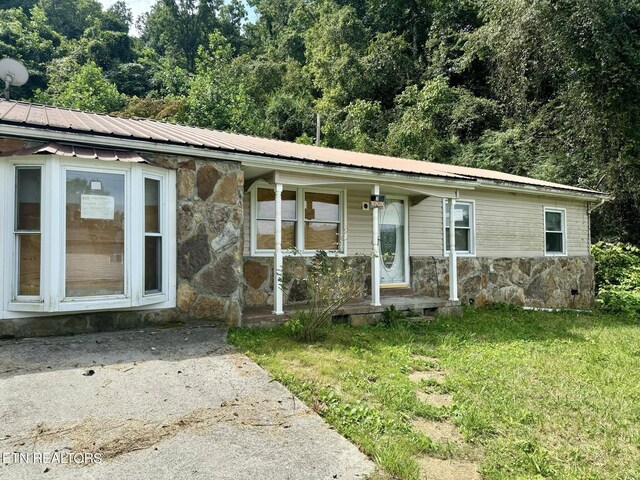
[0,123,610,202]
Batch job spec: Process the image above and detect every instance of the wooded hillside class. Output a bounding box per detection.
[2,0,638,242]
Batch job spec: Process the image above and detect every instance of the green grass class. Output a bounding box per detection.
[228,306,640,479]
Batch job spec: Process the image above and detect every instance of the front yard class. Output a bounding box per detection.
[229,306,640,479]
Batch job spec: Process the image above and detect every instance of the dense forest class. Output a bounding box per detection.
[1,0,639,243]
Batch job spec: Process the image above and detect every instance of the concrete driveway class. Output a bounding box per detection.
[0,327,375,480]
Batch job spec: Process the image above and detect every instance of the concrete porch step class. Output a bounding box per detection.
[241,295,461,328]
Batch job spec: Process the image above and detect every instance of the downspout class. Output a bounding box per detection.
[588,198,606,214]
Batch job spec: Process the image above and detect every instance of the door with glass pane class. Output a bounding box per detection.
[379,199,408,285]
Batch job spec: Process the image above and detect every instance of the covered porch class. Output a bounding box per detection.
[241,166,467,323]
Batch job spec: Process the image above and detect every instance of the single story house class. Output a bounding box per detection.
[0,100,609,337]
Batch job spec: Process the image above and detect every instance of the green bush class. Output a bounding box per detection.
[283,251,366,342]
[591,242,640,314]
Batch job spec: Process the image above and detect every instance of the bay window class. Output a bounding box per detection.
[443,199,475,256]
[252,185,344,254]
[1,155,176,319]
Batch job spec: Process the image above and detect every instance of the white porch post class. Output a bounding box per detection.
[371,184,381,306]
[273,183,284,314]
[448,198,458,301]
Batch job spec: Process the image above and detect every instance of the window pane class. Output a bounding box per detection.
[145,236,162,293]
[304,192,339,221]
[256,220,296,249]
[256,188,296,220]
[17,234,40,296]
[546,232,564,253]
[545,211,562,232]
[65,170,125,297]
[445,202,470,228]
[445,228,470,252]
[16,167,41,231]
[145,178,160,233]
[305,222,339,250]
[455,204,470,228]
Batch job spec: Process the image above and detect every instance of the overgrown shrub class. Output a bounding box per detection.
[284,251,366,341]
[591,242,640,314]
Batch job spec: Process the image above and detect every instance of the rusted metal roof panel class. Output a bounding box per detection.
[0,100,604,195]
[0,142,146,162]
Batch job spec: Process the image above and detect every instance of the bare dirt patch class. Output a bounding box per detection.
[417,456,481,480]
[417,391,453,408]
[412,418,463,445]
[409,370,446,384]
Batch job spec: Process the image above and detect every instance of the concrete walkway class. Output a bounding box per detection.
[0,327,375,480]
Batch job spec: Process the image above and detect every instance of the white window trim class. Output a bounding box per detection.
[249,181,348,257]
[442,199,476,257]
[543,206,567,256]
[0,154,176,320]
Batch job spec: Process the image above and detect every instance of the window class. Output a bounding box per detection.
[304,192,340,250]
[14,167,42,299]
[544,208,566,255]
[255,188,297,250]
[1,156,176,319]
[252,186,344,254]
[145,177,163,294]
[65,170,125,297]
[443,200,475,255]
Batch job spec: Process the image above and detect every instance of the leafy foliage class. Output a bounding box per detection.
[592,242,640,314]
[35,61,125,113]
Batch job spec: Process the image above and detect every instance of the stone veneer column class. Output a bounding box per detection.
[170,156,245,326]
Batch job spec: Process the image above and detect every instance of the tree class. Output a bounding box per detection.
[180,33,257,133]
[139,0,225,72]
[0,6,61,98]
[38,0,103,39]
[37,61,125,113]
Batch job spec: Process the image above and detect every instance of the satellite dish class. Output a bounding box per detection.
[0,58,29,100]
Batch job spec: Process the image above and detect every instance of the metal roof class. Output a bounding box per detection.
[0,141,146,162]
[0,100,605,196]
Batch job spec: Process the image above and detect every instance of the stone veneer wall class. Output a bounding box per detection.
[0,139,244,337]
[243,254,594,310]
[411,256,594,309]
[243,256,371,307]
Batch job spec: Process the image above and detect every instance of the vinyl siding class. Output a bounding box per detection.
[346,190,373,254]
[243,186,591,258]
[345,189,590,257]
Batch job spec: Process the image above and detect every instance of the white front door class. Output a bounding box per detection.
[379,199,408,285]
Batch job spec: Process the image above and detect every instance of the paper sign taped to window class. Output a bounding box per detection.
[454,209,464,222]
[81,194,114,220]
